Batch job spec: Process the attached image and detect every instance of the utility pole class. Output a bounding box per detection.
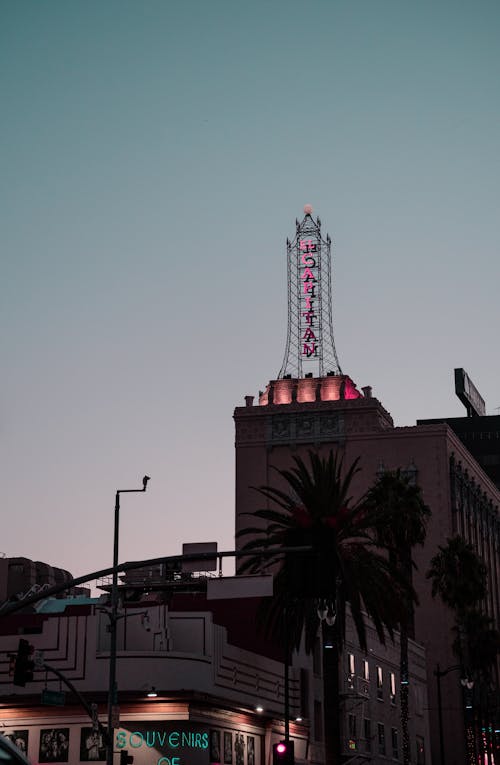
[106,476,150,765]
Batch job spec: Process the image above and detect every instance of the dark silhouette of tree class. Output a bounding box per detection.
[364,470,431,765]
[457,609,500,680]
[427,536,500,764]
[427,536,487,615]
[237,451,412,765]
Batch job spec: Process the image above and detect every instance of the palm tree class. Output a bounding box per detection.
[363,470,431,765]
[427,536,487,613]
[427,536,497,765]
[457,609,500,680]
[427,535,488,674]
[237,450,413,765]
[460,609,500,763]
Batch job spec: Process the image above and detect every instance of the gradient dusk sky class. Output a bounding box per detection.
[1,1,499,583]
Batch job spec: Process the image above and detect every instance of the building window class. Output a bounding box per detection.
[348,714,357,739]
[416,736,425,765]
[391,728,399,759]
[346,653,355,689]
[390,671,397,705]
[363,719,371,753]
[348,653,355,676]
[378,723,385,755]
[363,659,370,681]
[376,665,383,700]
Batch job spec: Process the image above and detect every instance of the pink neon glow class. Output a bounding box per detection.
[301,253,315,266]
[299,239,318,358]
[303,342,316,357]
[273,379,293,404]
[299,239,319,357]
[301,267,315,281]
[303,328,316,342]
[259,376,363,407]
[297,378,317,402]
[299,239,316,253]
[276,744,286,754]
[302,311,314,325]
[344,377,362,399]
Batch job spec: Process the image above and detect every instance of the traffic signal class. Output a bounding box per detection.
[13,639,35,687]
[120,751,134,765]
[273,740,294,765]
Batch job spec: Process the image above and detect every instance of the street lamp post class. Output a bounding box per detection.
[106,476,150,765]
[283,604,291,743]
[434,663,474,765]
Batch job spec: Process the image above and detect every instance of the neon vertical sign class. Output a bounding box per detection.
[300,238,318,358]
[278,208,342,379]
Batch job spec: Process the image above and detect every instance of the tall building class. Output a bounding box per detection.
[234,208,500,765]
[418,368,500,492]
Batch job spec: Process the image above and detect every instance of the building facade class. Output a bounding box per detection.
[0,596,306,765]
[0,584,430,765]
[234,376,500,765]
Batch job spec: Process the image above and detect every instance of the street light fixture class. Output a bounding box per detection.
[434,663,474,765]
[106,476,150,765]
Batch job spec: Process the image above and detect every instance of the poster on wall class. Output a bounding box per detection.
[80,728,106,761]
[247,737,255,765]
[234,734,245,765]
[5,731,29,756]
[223,733,232,764]
[209,730,221,763]
[39,728,70,763]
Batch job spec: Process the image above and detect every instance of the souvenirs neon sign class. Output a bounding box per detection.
[116,729,208,765]
[299,238,318,358]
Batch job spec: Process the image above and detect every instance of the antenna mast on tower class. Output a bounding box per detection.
[278,205,342,379]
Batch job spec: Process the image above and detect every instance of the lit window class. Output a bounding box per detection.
[363,659,370,681]
[390,672,396,704]
[377,666,383,700]
[378,723,385,755]
[348,653,355,675]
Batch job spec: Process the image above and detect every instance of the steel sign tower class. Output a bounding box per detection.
[278,205,342,379]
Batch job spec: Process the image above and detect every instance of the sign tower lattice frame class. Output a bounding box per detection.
[278,207,342,379]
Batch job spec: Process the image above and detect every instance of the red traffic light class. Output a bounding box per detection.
[273,740,294,765]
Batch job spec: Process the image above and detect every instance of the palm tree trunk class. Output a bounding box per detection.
[322,622,341,765]
[400,620,410,765]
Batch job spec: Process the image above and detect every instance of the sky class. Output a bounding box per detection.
[1,0,499,585]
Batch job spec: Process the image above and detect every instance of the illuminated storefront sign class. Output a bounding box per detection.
[116,726,208,765]
[299,239,318,358]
